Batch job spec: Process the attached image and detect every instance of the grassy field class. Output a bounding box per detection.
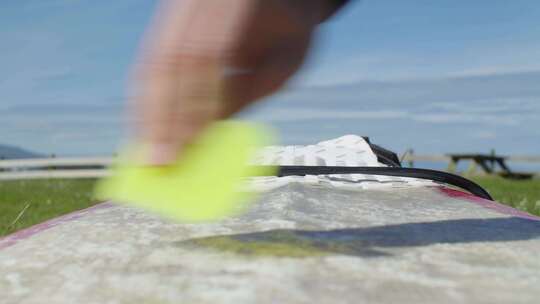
[471,176,540,216]
[0,176,539,238]
[0,179,98,237]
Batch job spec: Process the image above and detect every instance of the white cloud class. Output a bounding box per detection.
[250,108,406,122]
[448,66,540,78]
[293,37,540,88]
[22,0,83,10]
[413,113,519,126]
[470,131,497,140]
[423,98,540,114]
[247,107,521,126]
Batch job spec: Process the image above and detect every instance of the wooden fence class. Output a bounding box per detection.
[1,154,539,181]
[0,157,112,180]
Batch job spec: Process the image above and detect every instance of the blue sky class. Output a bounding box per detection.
[1,0,539,157]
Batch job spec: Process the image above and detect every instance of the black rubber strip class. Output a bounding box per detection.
[253,166,493,201]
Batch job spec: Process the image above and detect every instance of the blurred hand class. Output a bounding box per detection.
[132,0,331,165]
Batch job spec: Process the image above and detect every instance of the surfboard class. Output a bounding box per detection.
[1,136,539,303]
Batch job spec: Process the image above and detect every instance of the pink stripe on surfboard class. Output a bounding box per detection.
[0,202,114,251]
[3,188,537,251]
[439,187,540,221]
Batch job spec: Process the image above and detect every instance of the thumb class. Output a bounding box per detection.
[137,55,223,165]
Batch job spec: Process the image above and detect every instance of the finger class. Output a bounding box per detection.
[135,60,183,165]
[133,0,254,165]
[140,55,224,166]
[251,35,312,99]
[221,33,313,117]
[171,55,223,145]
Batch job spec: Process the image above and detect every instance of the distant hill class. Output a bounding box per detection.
[0,144,42,159]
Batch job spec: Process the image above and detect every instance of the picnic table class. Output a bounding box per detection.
[447,153,534,180]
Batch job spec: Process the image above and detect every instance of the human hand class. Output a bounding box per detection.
[131,0,331,165]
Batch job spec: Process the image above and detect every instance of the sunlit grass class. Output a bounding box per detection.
[471,175,540,216]
[0,179,98,237]
[1,176,539,238]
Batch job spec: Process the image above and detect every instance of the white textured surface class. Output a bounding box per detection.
[251,135,434,191]
[1,136,539,303]
[254,135,381,167]
[1,185,540,304]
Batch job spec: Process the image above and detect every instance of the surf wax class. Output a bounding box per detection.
[95,121,275,222]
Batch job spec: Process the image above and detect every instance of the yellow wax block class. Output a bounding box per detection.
[95,121,275,222]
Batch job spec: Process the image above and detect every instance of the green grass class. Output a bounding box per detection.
[0,176,539,238]
[0,179,98,237]
[470,176,540,216]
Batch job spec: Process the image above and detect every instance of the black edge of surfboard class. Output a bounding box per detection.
[253,166,493,201]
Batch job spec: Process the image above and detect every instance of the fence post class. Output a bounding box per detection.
[447,157,457,173]
[408,149,414,168]
[490,148,496,172]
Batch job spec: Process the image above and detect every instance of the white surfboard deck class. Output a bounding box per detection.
[1,136,539,303]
